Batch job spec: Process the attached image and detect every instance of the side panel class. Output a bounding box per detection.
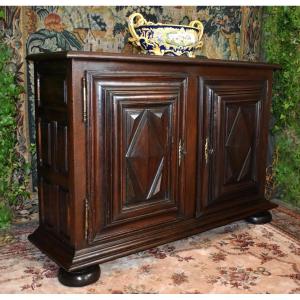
[35,61,71,243]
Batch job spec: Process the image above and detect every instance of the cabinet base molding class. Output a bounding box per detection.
[58,265,101,287]
[29,200,276,272]
[245,211,272,224]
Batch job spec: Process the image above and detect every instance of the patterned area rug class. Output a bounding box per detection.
[0,206,299,294]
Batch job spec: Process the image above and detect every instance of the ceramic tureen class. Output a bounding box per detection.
[128,13,204,58]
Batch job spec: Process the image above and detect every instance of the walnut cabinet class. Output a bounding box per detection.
[27,51,279,286]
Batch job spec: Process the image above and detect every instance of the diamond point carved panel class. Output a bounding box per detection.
[202,78,265,206]
[224,105,256,184]
[125,108,168,204]
[91,74,187,230]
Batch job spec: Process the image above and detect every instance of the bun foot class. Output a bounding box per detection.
[245,211,272,224]
[58,265,100,287]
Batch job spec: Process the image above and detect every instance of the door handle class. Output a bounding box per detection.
[205,138,214,164]
[205,138,208,163]
[179,139,187,166]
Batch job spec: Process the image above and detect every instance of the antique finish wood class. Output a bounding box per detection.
[27,51,280,286]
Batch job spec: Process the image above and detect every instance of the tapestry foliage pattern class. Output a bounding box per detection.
[1,6,263,189]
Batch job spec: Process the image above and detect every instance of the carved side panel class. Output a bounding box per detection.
[36,62,71,242]
[199,78,267,213]
[38,120,68,173]
[87,73,188,242]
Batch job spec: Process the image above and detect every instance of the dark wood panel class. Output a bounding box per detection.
[40,177,58,230]
[56,124,68,174]
[123,105,173,206]
[34,61,71,245]
[86,72,188,244]
[27,51,281,70]
[39,120,52,167]
[198,78,268,215]
[58,187,71,241]
[38,120,68,173]
[39,75,67,107]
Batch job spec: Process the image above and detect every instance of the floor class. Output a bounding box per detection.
[0,205,299,293]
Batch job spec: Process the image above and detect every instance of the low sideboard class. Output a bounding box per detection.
[27,51,280,286]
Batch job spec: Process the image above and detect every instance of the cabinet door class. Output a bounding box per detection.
[198,78,268,215]
[86,72,188,244]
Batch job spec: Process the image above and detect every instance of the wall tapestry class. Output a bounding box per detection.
[1,6,264,189]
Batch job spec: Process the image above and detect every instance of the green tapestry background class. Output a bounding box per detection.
[0,6,263,190]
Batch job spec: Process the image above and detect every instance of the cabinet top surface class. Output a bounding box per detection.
[26,51,281,70]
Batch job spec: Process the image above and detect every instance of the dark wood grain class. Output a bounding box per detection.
[197,78,269,216]
[27,51,278,278]
[27,51,281,70]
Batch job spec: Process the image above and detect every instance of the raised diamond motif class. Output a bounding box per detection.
[125,109,166,203]
[225,105,255,183]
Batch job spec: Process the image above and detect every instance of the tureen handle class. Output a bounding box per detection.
[128,13,147,46]
[189,20,204,43]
